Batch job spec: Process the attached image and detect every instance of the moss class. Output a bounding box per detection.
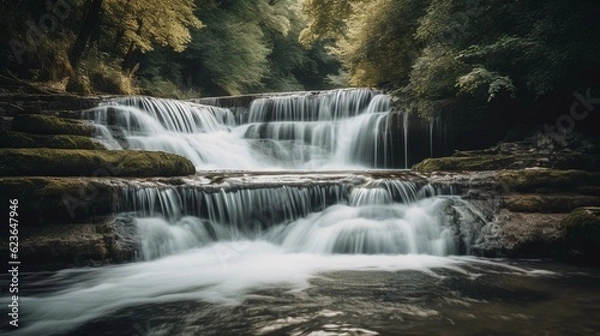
[11,114,95,136]
[412,155,516,172]
[498,169,600,193]
[0,177,122,224]
[0,131,104,150]
[11,218,138,267]
[503,194,600,213]
[0,148,195,177]
[561,207,600,265]
[20,225,108,265]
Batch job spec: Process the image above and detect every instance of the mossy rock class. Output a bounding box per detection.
[19,224,108,265]
[11,114,95,136]
[503,194,600,213]
[0,177,119,225]
[1,217,139,267]
[498,169,600,193]
[0,148,195,177]
[412,155,516,172]
[0,131,104,150]
[560,207,600,265]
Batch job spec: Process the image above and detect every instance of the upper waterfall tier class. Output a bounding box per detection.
[245,88,384,123]
[87,88,411,170]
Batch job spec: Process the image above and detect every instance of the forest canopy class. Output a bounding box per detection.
[1,0,599,123]
[0,0,340,97]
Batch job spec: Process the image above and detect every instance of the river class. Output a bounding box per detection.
[5,89,599,335]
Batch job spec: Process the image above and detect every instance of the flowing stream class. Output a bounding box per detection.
[7,89,600,335]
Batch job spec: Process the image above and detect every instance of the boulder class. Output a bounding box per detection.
[503,194,600,213]
[561,207,600,265]
[16,217,139,268]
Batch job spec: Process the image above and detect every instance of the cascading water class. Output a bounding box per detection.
[87,88,402,170]
[117,176,476,261]
[18,89,580,336]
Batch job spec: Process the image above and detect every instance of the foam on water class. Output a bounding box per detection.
[17,238,556,336]
[18,244,467,335]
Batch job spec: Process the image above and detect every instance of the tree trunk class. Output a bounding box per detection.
[69,0,104,68]
[122,20,144,72]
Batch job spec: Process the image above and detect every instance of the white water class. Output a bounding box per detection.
[131,196,461,260]
[87,89,403,170]
[19,249,474,336]
[15,176,496,335]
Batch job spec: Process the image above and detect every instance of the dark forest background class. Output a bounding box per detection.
[1,0,599,133]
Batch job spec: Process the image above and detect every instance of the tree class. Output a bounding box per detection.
[102,0,203,71]
[70,0,104,67]
[176,0,338,95]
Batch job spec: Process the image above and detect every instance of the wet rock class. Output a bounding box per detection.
[0,131,105,150]
[17,216,139,268]
[0,148,196,177]
[11,114,95,136]
[412,155,516,172]
[503,194,600,213]
[497,169,599,193]
[474,210,567,258]
[0,177,122,225]
[561,207,600,265]
[19,224,108,267]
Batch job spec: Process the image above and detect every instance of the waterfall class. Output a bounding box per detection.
[403,111,409,169]
[87,89,403,170]
[115,177,481,260]
[78,88,482,261]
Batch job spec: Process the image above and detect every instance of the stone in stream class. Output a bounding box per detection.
[561,207,600,265]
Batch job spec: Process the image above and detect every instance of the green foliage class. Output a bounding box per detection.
[299,0,355,45]
[456,67,516,102]
[186,4,272,95]
[301,0,600,121]
[179,0,339,95]
[340,0,425,87]
[1,0,338,95]
[103,0,203,55]
[67,49,138,95]
[405,46,461,117]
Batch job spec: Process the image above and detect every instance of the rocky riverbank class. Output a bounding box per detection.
[415,131,600,265]
[0,93,196,269]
